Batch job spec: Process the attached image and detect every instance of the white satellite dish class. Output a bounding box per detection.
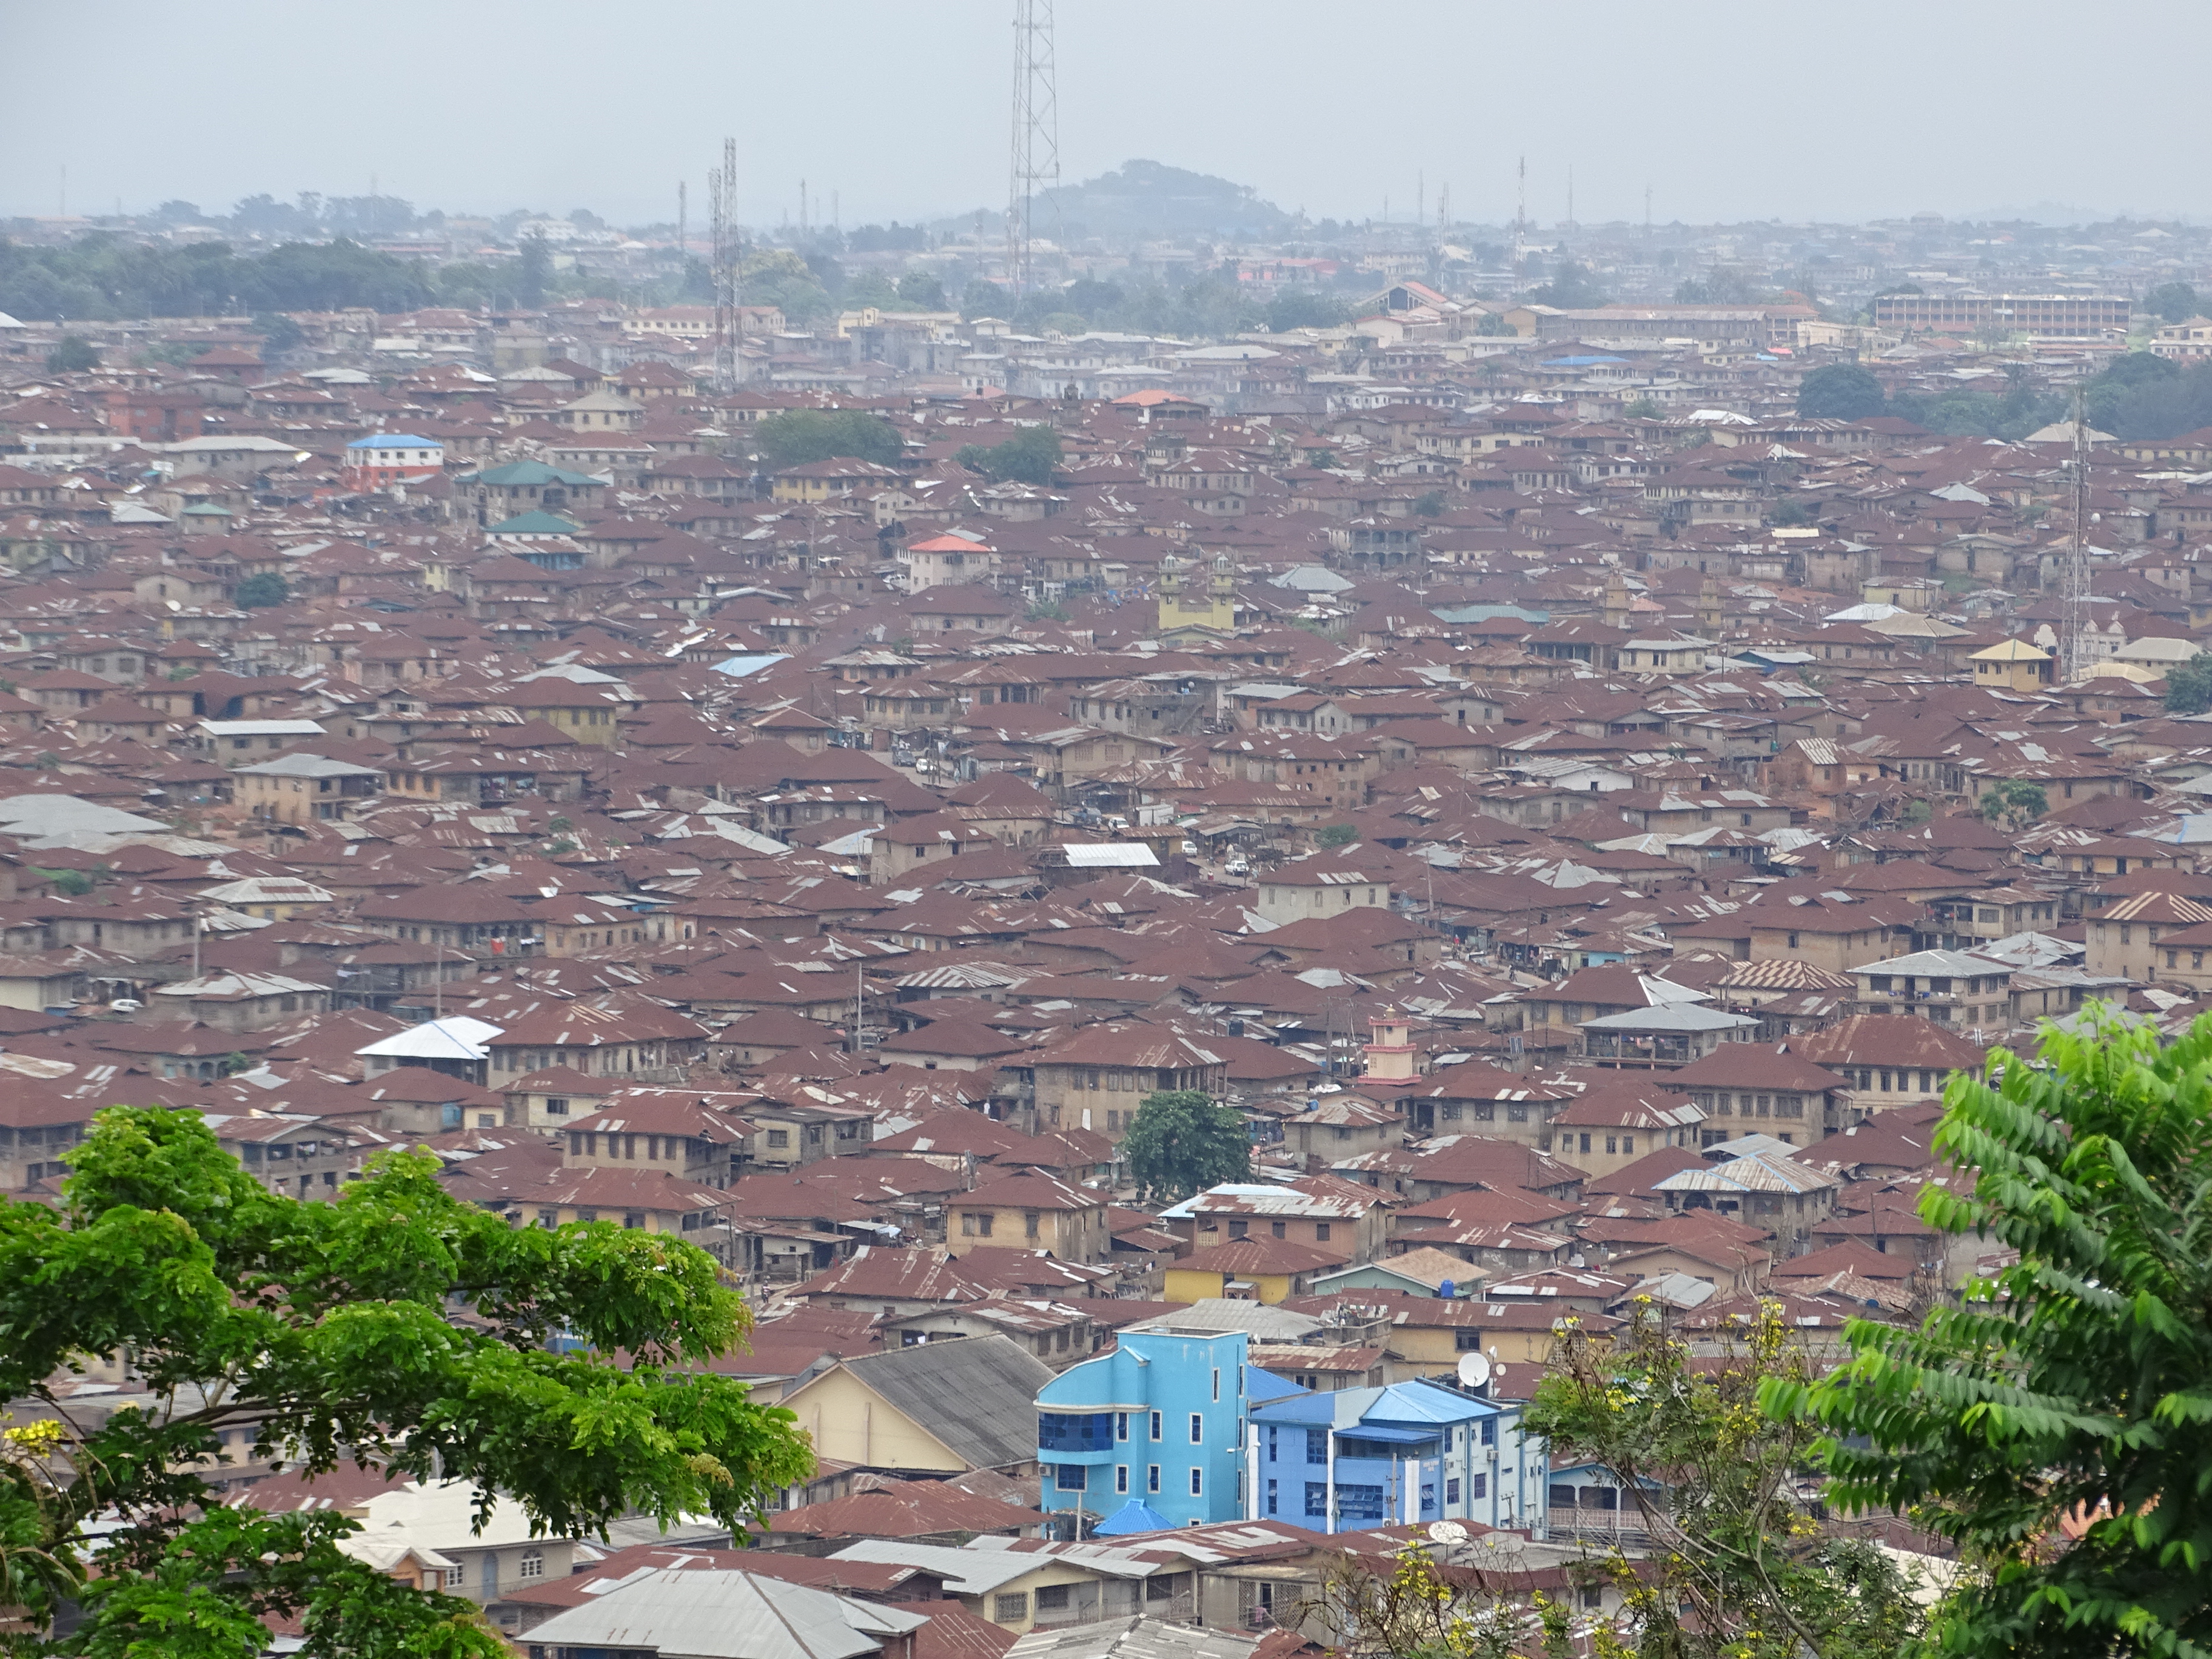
[1427,1520,1469,1546]
[1456,1352,1492,1390]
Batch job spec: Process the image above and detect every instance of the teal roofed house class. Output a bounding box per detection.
[486,509,583,541]
[458,459,607,527]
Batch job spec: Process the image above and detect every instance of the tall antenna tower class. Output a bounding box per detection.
[1514,154,1527,263]
[2062,384,2092,683]
[708,137,740,394]
[676,179,686,267]
[1007,0,1060,299]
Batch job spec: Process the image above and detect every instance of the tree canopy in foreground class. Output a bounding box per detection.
[1772,1007,2212,1659]
[0,1106,812,1657]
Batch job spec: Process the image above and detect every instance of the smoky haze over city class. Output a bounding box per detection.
[0,6,2210,1657]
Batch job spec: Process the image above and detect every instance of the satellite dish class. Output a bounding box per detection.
[1427,1520,1468,1545]
[1456,1352,1492,1390]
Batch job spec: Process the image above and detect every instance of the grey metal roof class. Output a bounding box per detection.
[835,1334,1057,1470]
[1010,1615,1260,1659]
[1577,1005,1759,1033]
[521,1569,925,1659]
[1124,1299,1323,1341]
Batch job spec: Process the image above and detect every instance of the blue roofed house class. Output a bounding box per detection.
[1248,1377,1547,1536]
[1035,1329,1301,1535]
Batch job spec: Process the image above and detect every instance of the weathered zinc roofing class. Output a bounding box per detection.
[521,1568,924,1659]
[831,1334,1056,1470]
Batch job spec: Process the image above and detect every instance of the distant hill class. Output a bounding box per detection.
[1034,159,1294,241]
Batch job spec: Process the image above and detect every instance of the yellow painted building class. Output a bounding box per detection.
[1162,1238,1343,1304]
[947,1171,1113,1264]
[1156,548,1238,637]
[1969,637,2053,692]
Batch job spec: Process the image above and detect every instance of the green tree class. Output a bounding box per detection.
[1797,363,1886,420]
[954,425,1061,486]
[752,409,903,470]
[1265,289,1349,332]
[44,334,98,374]
[517,233,551,307]
[1473,310,1517,337]
[1410,491,1446,518]
[253,311,306,357]
[1771,496,1812,527]
[2144,281,2200,324]
[2164,651,2212,715]
[1621,396,1663,420]
[1313,825,1359,849]
[1121,1089,1250,1202]
[27,867,92,897]
[960,278,1007,320]
[894,271,946,310]
[0,1106,811,1655]
[1769,1009,2212,1659]
[1526,259,1607,309]
[235,572,289,608]
[1979,777,2048,827]
[1530,1303,1926,1659]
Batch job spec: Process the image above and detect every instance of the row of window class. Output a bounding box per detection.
[1056,1463,1197,1496]
[1259,1474,1484,1519]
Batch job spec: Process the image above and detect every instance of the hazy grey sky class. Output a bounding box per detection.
[8,0,2208,229]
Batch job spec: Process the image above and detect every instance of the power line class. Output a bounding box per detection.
[1007,0,1059,299]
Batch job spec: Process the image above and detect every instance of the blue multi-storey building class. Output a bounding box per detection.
[1036,1329,1296,1533]
[1248,1378,1547,1534]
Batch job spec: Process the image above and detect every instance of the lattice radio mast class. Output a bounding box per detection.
[709,136,741,394]
[1007,0,1060,300]
[2061,383,2092,683]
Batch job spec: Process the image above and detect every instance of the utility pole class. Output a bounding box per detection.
[1007,0,1060,300]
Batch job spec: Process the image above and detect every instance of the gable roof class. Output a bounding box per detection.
[814,1334,1057,1470]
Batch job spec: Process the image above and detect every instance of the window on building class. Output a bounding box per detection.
[1306,1428,1328,1464]
[1304,1481,1329,1518]
[1116,1465,1129,1493]
[1446,1477,1461,1506]
[1056,1464,1086,1492]
[1148,1464,1161,1493]
[518,1549,543,1580]
[1190,1413,1204,1444]
[1150,1412,1163,1441]
[994,1594,1029,1623]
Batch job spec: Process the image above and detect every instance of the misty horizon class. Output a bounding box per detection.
[9,0,2212,229]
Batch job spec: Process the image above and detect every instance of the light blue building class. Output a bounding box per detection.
[1035,1330,1301,1534]
[1248,1378,1547,1534]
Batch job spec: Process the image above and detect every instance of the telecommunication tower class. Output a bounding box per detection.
[708,136,742,394]
[2060,385,2092,683]
[1007,0,1060,299]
